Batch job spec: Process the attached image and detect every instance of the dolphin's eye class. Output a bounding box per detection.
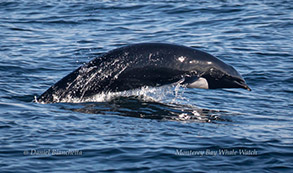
[190,71,197,76]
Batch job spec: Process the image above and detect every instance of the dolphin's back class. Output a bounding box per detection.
[37,43,235,103]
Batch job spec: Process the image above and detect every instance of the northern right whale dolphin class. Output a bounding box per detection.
[37,43,251,103]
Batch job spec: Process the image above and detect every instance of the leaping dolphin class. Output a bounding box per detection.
[37,43,251,103]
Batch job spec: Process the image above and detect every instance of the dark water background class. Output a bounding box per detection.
[1,0,293,172]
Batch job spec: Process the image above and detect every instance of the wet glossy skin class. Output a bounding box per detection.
[37,43,250,103]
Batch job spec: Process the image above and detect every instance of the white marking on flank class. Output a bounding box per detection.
[186,77,209,89]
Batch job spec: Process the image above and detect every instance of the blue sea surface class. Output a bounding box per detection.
[0,0,293,172]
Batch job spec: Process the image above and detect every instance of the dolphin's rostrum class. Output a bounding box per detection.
[37,43,250,103]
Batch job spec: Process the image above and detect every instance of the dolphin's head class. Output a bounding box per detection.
[184,50,251,91]
[200,63,251,91]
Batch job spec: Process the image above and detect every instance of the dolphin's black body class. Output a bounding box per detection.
[37,43,250,103]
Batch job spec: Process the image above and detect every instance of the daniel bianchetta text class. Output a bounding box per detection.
[23,149,82,156]
[175,149,258,156]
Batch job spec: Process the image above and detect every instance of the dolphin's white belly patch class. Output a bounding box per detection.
[186,77,209,89]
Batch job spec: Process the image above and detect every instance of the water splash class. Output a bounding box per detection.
[61,96,229,123]
[55,84,182,103]
[46,84,229,122]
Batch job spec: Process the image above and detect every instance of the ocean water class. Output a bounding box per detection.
[1,0,292,172]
